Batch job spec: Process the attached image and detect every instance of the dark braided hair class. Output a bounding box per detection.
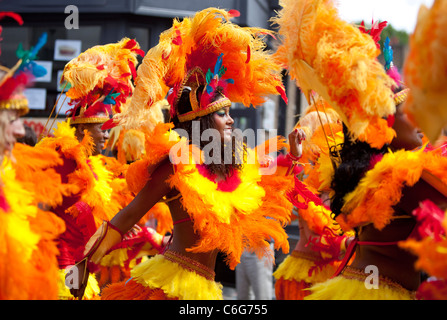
[330,123,388,218]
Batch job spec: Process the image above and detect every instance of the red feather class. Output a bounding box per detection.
[172,29,182,46]
[412,200,446,241]
[101,118,118,130]
[0,12,23,25]
[228,10,240,18]
[287,175,322,209]
[0,72,32,100]
[128,59,137,79]
[0,187,10,212]
[359,20,388,48]
[276,85,288,104]
[123,38,137,49]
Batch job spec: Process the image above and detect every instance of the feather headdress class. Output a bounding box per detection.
[272,0,396,149]
[381,36,409,107]
[108,99,169,163]
[112,8,287,129]
[62,38,144,125]
[0,13,47,116]
[403,0,447,144]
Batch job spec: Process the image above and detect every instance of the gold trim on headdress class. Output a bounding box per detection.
[0,98,29,116]
[69,105,110,125]
[178,97,232,122]
[0,65,29,116]
[394,88,409,106]
[174,66,232,122]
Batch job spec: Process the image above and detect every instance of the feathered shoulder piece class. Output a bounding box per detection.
[337,147,447,231]
[272,0,396,149]
[36,121,119,226]
[114,8,286,129]
[36,120,94,159]
[403,0,447,144]
[107,99,169,163]
[12,142,75,208]
[62,38,144,125]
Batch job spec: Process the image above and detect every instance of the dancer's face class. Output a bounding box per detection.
[76,118,110,155]
[391,104,424,151]
[4,110,25,153]
[213,106,234,142]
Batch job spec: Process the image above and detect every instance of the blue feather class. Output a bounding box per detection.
[214,53,224,76]
[15,32,48,78]
[30,32,48,59]
[206,84,213,94]
[103,91,121,105]
[383,37,393,70]
[29,61,47,78]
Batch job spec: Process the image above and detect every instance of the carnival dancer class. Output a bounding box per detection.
[37,38,164,299]
[68,7,312,300]
[0,13,66,299]
[396,0,447,300]
[272,0,447,300]
[273,99,353,300]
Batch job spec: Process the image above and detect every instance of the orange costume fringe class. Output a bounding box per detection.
[305,266,416,300]
[0,152,65,299]
[274,250,338,300]
[335,147,447,232]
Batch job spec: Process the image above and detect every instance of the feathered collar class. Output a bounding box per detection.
[337,146,447,232]
[169,146,265,224]
[125,122,293,268]
[196,164,241,192]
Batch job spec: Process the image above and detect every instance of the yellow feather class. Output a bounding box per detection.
[403,0,447,143]
[273,0,396,148]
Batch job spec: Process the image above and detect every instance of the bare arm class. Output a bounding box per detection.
[111,158,173,235]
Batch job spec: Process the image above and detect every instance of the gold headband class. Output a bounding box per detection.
[394,88,409,105]
[0,66,29,116]
[177,97,232,122]
[69,105,110,125]
[0,98,29,116]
